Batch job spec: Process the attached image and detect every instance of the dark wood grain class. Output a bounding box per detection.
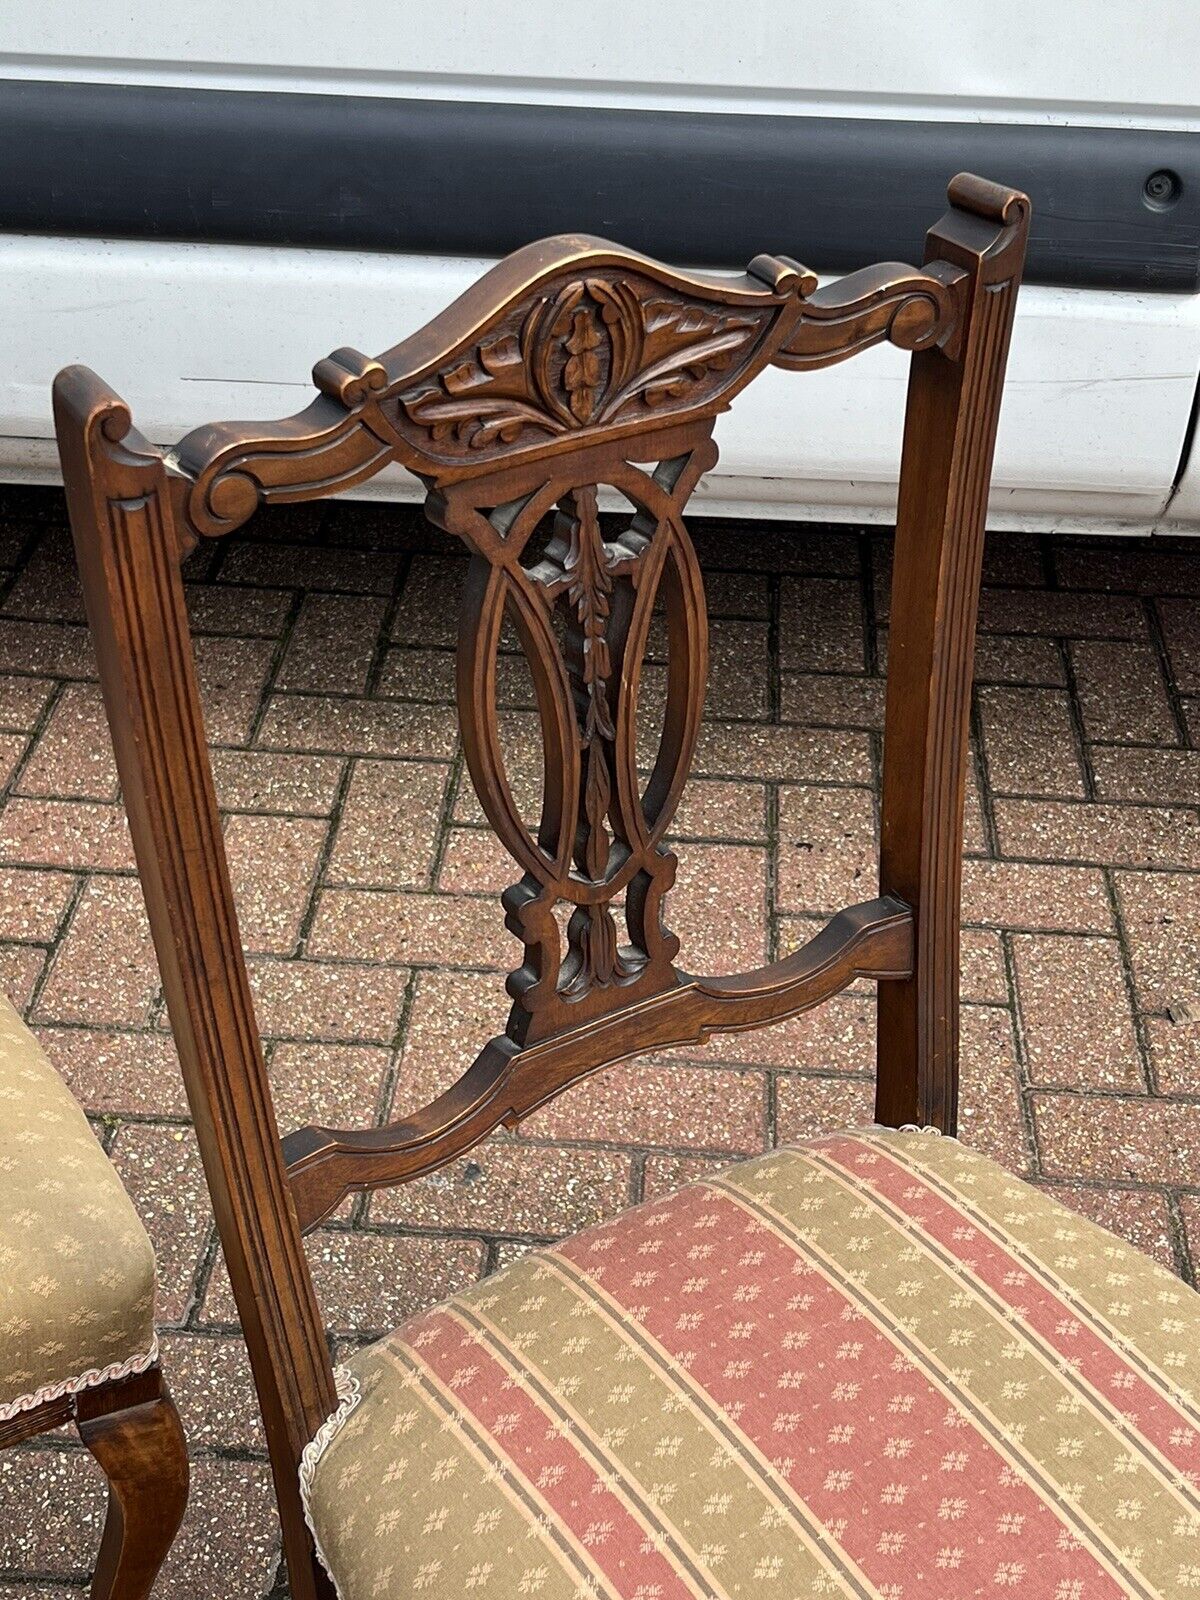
[0,1390,75,1450]
[55,176,1028,1598]
[76,1366,189,1600]
[54,375,336,1600]
[875,174,1030,1131]
[283,896,914,1230]
[0,1365,187,1599]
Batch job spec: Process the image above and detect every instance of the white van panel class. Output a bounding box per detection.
[4,2,1198,128]
[4,234,1195,532]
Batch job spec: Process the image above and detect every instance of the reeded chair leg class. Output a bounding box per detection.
[75,1366,188,1600]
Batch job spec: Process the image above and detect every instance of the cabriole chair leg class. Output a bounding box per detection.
[75,1366,188,1600]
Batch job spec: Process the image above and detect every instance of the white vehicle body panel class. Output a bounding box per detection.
[3,1,1198,530]
[3,234,1196,533]
[8,1,1200,127]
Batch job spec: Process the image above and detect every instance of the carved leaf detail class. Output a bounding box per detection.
[561,904,635,998]
[626,299,759,412]
[400,275,764,453]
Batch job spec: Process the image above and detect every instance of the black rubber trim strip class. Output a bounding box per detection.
[3,80,1198,291]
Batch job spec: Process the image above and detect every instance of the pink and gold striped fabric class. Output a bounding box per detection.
[305,1130,1200,1599]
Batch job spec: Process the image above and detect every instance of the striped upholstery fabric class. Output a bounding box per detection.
[304,1130,1200,1599]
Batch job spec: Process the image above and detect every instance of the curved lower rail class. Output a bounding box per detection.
[282,896,913,1232]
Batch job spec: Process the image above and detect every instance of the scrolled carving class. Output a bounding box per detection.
[774,261,966,372]
[312,347,389,408]
[398,274,770,458]
[166,236,814,542]
[178,401,391,540]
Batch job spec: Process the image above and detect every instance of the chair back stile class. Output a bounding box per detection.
[53,175,1028,1600]
[877,176,1030,1131]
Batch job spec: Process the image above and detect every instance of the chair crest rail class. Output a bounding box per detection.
[168,242,968,543]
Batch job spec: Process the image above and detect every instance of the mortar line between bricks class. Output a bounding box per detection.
[765,1069,780,1151]
[968,685,1001,861]
[1142,591,1193,751]
[293,757,355,958]
[1082,734,1200,753]
[2,677,66,806]
[0,642,1092,686]
[765,569,782,724]
[1055,636,1098,803]
[1037,530,1057,589]
[1025,1079,1200,1109]
[764,781,781,966]
[236,646,1164,697]
[263,684,881,725]
[193,574,401,602]
[977,627,1143,645]
[974,850,1200,878]
[24,864,89,1024]
[1032,1172,1191,1201]
[350,968,422,1231]
[199,533,233,584]
[246,584,306,747]
[993,927,1040,1178]
[990,788,1200,820]
[1099,864,1157,1095]
[1165,1192,1197,1285]
[364,549,413,699]
[429,747,468,890]
[182,1221,224,1333]
[0,1573,88,1593]
[12,1430,271,1467]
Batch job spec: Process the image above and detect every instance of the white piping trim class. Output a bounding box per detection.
[0,1333,159,1424]
[298,1364,362,1596]
[862,1122,949,1137]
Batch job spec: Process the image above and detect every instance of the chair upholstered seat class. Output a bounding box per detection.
[304,1129,1200,1600]
[0,997,156,1421]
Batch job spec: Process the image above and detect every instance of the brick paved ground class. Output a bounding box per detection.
[0,483,1197,1596]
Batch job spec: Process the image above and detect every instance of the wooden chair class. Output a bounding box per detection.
[0,994,187,1598]
[54,176,1200,1599]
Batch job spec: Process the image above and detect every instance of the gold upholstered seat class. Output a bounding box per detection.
[0,996,157,1423]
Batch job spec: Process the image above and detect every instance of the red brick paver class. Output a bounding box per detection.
[0,486,1197,1597]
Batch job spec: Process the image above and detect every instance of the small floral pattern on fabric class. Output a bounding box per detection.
[305,1130,1200,1600]
[0,995,156,1419]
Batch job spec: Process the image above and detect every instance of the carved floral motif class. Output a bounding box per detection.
[399,276,764,453]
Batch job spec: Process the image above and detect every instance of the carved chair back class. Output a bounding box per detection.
[54,173,1028,1600]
